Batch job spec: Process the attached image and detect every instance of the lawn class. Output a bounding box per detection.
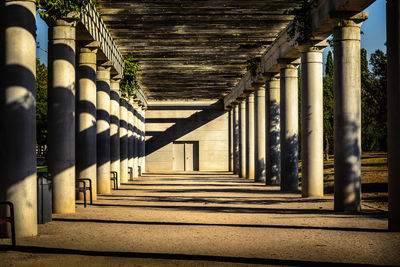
[323,152,388,210]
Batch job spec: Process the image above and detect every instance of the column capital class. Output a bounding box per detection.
[47,17,78,40]
[330,11,369,25]
[256,83,266,92]
[298,40,329,54]
[111,78,121,84]
[225,106,233,112]
[77,41,100,51]
[97,60,113,68]
[278,58,300,69]
[265,73,280,82]
[247,92,255,103]
[111,73,123,81]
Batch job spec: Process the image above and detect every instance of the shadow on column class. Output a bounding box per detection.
[266,100,281,186]
[334,120,361,212]
[110,90,120,166]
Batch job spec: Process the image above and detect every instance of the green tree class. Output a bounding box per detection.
[361,49,387,151]
[323,50,334,159]
[36,59,48,146]
[361,48,374,151]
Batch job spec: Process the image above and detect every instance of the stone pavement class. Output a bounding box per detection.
[1,172,399,266]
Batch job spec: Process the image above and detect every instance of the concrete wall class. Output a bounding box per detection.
[145,100,228,172]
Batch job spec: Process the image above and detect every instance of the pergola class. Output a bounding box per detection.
[0,0,399,241]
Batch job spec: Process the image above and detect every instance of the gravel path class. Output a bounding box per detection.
[1,172,399,266]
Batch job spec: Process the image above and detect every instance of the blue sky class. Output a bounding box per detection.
[323,0,387,66]
[36,0,387,68]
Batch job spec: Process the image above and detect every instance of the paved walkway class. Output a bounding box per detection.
[1,172,399,266]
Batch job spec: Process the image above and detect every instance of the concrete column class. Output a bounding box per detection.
[280,62,299,192]
[110,78,121,187]
[137,105,143,176]
[96,66,111,195]
[301,46,325,197]
[239,100,247,178]
[387,0,400,231]
[255,86,266,182]
[48,18,77,214]
[133,104,139,178]
[0,0,37,237]
[333,19,365,212]
[229,108,234,172]
[127,99,134,180]
[119,98,128,183]
[247,93,255,180]
[77,45,97,201]
[140,108,146,173]
[266,75,281,185]
[233,105,240,175]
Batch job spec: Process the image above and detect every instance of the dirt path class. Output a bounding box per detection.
[1,172,399,266]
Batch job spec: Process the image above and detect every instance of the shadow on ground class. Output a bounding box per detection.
[0,245,381,266]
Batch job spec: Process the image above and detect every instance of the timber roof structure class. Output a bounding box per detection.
[97,0,305,100]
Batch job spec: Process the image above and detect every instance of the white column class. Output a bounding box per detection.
[247,93,255,180]
[127,98,134,180]
[110,78,121,187]
[301,45,325,197]
[133,103,139,178]
[119,98,128,183]
[229,108,234,172]
[0,0,37,237]
[140,107,146,174]
[137,105,143,176]
[96,66,111,195]
[333,19,365,212]
[239,100,247,178]
[77,45,97,200]
[266,75,281,185]
[48,17,77,213]
[280,61,299,192]
[233,104,240,175]
[255,86,266,182]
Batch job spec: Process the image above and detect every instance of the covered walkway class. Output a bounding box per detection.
[1,172,399,266]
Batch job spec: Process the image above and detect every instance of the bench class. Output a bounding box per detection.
[76,178,93,208]
[0,201,16,246]
[110,171,118,190]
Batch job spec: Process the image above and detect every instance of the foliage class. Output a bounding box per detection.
[120,55,140,97]
[36,59,48,146]
[288,0,319,44]
[246,56,261,77]
[37,0,89,20]
[361,49,387,151]
[323,51,334,157]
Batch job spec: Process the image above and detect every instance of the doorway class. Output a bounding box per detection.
[172,141,199,171]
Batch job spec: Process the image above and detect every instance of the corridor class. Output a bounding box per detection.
[1,172,399,266]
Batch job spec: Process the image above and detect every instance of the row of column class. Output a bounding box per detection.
[50,19,147,212]
[229,18,370,213]
[0,4,146,238]
[76,49,146,202]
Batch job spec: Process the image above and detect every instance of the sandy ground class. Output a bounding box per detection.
[1,172,399,266]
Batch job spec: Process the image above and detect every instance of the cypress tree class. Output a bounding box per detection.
[323,51,334,159]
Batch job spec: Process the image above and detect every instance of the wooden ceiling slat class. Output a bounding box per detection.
[97,0,303,100]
